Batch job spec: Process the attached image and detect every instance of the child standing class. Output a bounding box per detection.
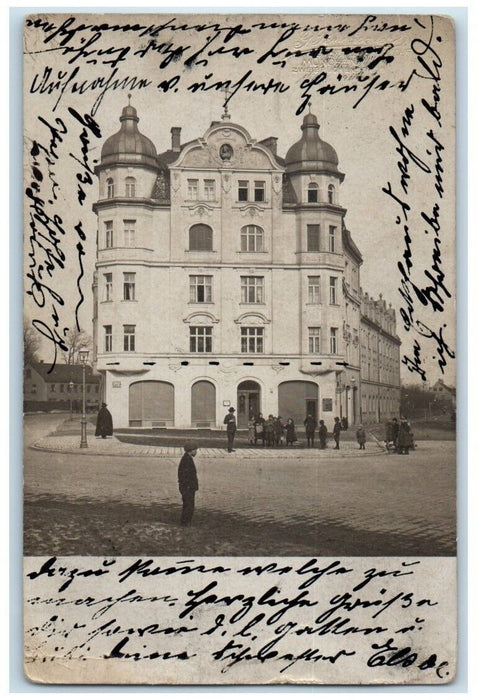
[356,425,366,450]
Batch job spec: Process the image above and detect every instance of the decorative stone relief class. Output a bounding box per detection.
[221,173,231,193]
[272,174,283,194]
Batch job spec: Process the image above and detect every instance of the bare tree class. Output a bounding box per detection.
[61,328,93,365]
[23,316,42,367]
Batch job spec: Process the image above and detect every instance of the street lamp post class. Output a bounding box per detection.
[78,348,89,448]
[68,381,74,421]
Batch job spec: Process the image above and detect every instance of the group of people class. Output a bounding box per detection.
[248,414,298,448]
[385,417,414,455]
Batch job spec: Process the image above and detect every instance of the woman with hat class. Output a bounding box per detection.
[95,402,113,439]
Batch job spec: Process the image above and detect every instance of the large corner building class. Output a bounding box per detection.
[92,102,400,429]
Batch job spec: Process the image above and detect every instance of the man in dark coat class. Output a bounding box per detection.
[318,420,328,449]
[391,417,399,446]
[178,441,199,526]
[332,417,341,449]
[304,413,317,447]
[223,407,237,452]
[95,403,113,438]
[397,420,412,455]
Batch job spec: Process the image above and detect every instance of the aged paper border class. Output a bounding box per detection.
[11,0,471,692]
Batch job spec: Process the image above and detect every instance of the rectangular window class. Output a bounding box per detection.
[123,220,136,247]
[123,272,136,301]
[330,276,338,304]
[123,325,136,352]
[60,384,64,393]
[103,273,113,301]
[329,225,336,252]
[254,181,265,202]
[241,226,263,252]
[307,224,320,252]
[190,326,212,353]
[238,180,249,202]
[308,327,321,354]
[104,325,112,352]
[241,276,264,304]
[187,179,199,199]
[204,179,215,201]
[189,275,212,303]
[330,327,338,354]
[308,276,321,303]
[241,327,264,353]
[105,221,113,248]
[50,384,55,393]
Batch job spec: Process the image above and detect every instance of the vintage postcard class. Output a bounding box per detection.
[23,12,457,685]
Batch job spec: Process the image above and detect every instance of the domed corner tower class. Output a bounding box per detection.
[285,112,348,392]
[95,100,159,205]
[285,111,345,207]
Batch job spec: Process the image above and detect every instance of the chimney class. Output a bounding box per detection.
[261,136,278,155]
[171,127,181,152]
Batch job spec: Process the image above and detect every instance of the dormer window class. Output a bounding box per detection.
[328,184,335,204]
[308,183,318,203]
[125,176,136,197]
[107,178,114,198]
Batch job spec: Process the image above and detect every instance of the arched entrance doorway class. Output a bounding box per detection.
[237,381,261,429]
[278,381,318,426]
[191,380,216,428]
[129,380,174,427]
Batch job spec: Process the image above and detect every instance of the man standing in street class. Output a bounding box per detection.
[224,407,237,452]
[332,416,341,449]
[178,441,199,526]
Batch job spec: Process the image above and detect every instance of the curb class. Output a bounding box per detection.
[31,440,387,459]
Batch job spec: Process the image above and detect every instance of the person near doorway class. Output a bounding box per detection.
[265,415,275,447]
[332,417,341,449]
[247,415,256,444]
[274,416,285,447]
[224,407,237,452]
[318,419,328,449]
[304,413,317,447]
[178,442,199,526]
[95,402,113,439]
[341,416,348,431]
[356,425,366,450]
[254,413,265,446]
[285,418,297,446]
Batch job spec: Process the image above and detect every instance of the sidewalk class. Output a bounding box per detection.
[33,421,385,458]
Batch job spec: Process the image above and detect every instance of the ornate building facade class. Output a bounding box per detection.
[92,102,400,429]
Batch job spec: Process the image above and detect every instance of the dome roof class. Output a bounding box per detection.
[101,101,157,167]
[285,112,342,176]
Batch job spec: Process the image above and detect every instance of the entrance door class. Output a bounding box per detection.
[237,381,261,429]
[306,399,317,420]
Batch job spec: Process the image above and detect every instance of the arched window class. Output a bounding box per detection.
[307,183,319,203]
[125,176,136,197]
[106,178,115,198]
[241,225,264,252]
[189,224,213,252]
[328,184,335,204]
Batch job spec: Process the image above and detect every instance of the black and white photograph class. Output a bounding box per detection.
[22,11,457,685]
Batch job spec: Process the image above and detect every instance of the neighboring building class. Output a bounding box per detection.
[92,101,400,429]
[24,362,101,410]
[360,293,401,423]
[430,379,456,408]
